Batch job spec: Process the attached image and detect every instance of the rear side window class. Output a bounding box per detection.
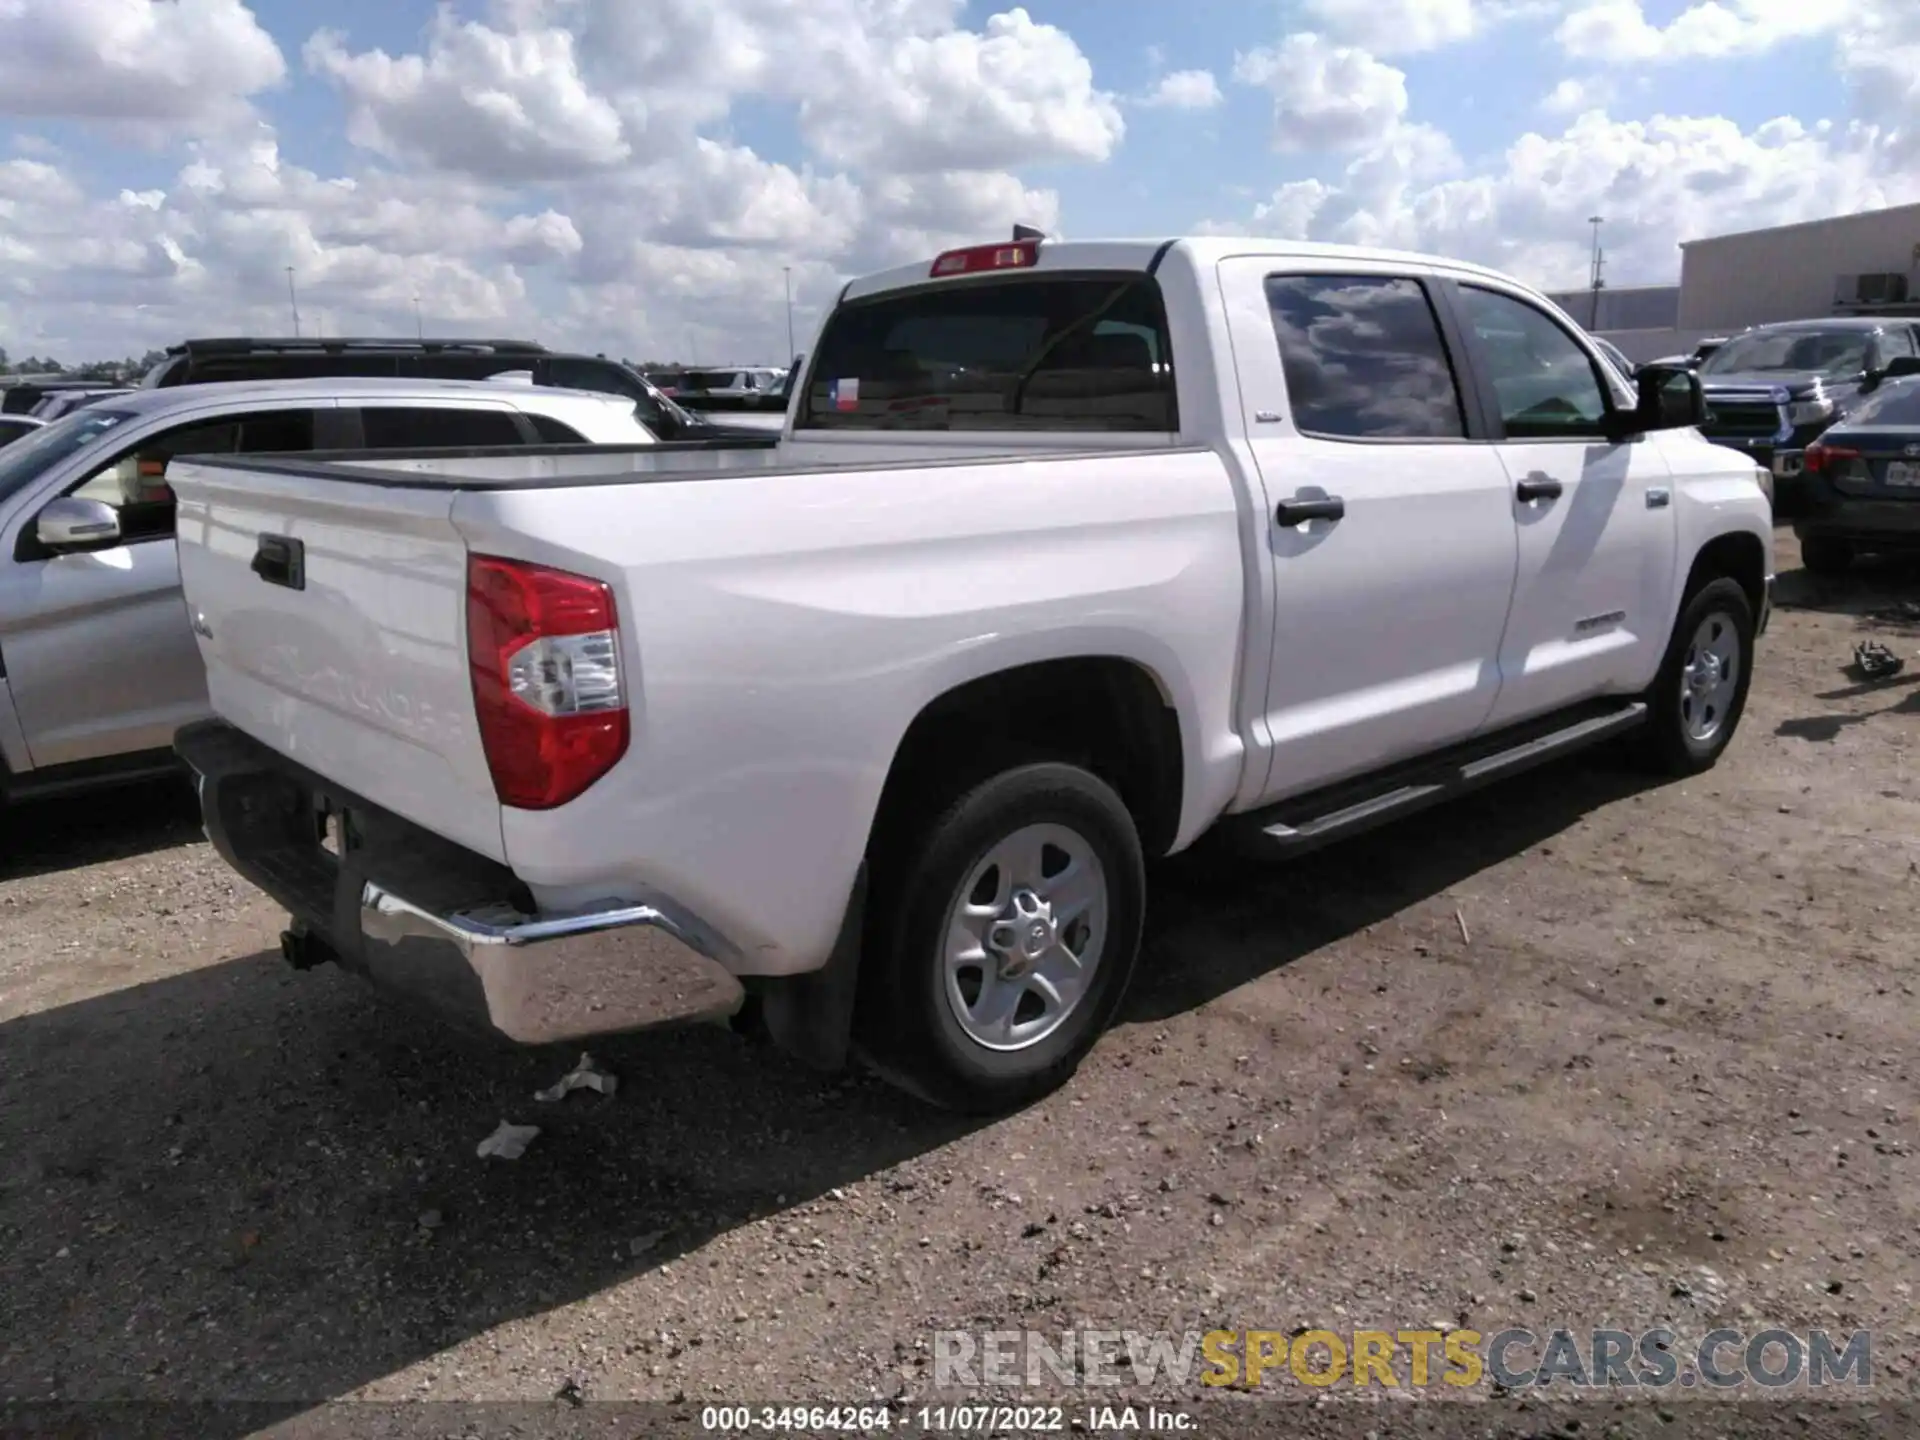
[358,407,527,448]
[527,413,590,443]
[236,410,316,451]
[1843,380,1920,427]
[1265,275,1466,440]
[800,273,1176,432]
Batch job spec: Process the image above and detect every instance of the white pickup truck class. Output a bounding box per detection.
[168,235,1774,1113]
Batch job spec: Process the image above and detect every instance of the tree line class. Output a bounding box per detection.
[0,347,171,381]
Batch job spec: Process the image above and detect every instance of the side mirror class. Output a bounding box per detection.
[35,495,121,552]
[1884,356,1920,380]
[1629,364,1706,432]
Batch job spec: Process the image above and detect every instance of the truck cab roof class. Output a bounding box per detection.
[840,236,1527,303]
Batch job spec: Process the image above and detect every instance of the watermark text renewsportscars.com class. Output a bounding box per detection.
[932,1328,1873,1392]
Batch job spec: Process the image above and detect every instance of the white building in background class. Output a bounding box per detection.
[1540,200,1920,364]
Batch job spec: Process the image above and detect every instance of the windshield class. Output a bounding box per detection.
[1701,329,1871,378]
[0,409,136,506]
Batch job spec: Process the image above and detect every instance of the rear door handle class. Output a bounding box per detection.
[1274,496,1346,526]
[251,533,305,591]
[1515,476,1564,503]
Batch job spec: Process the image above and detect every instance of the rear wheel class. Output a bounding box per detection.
[1798,535,1854,575]
[857,762,1145,1114]
[1631,576,1755,776]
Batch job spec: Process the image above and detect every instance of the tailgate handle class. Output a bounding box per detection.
[1274,495,1346,526]
[251,534,305,591]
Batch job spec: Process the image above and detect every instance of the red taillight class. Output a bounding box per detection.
[1804,443,1859,474]
[929,240,1038,277]
[466,555,628,810]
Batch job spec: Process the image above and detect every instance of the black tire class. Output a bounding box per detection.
[1798,535,1854,575]
[856,762,1146,1114]
[1631,576,1756,776]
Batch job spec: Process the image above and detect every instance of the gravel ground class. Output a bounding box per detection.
[3,526,1918,1435]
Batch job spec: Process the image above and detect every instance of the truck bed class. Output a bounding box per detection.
[165,436,1244,965]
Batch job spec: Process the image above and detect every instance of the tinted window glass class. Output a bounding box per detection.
[70,416,247,542]
[359,407,526,448]
[1841,379,1920,427]
[528,413,589,443]
[0,409,133,504]
[1879,328,1916,361]
[1264,275,1465,440]
[188,355,403,383]
[1458,286,1610,439]
[0,418,37,445]
[801,274,1176,432]
[236,409,316,451]
[1699,328,1871,379]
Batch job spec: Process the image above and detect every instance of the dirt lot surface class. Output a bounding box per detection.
[3,526,1918,1435]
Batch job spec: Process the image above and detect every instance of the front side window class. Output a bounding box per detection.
[1878,328,1915,362]
[0,409,132,505]
[1458,286,1612,440]
[1265,274,1466,440]
[70,418,237,543]
[800,273,1176,432]
[65,409,318,544]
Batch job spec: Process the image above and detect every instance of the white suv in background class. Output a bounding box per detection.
[0,378,658,804]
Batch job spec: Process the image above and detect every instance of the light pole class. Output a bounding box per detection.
[783,266,795,360]
[285,265,302,337]
[1586,216,1605,329]
[413,293,423,340]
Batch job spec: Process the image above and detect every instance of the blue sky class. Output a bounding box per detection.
[0,0,1913,359]
[29,0,1844,284]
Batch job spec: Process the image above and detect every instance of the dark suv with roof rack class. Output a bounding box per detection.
[139,337,744,441]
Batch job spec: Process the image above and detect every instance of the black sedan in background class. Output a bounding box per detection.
[1796,376,1920,572]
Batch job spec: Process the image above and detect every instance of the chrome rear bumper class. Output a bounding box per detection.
[358,884,743,1044]
[177,719,743,1045]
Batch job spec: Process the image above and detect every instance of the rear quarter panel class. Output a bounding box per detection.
[452,448,1250,974]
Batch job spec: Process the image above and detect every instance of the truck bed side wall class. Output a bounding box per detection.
[453,447,1250,975]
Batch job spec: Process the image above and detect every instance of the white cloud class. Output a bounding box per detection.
[1838,0,1920,160]
[1139,70,1224,111]
[1204,109,1918,291]
[1234,34,1409,152]
[0,0,284,129]
[792,7,1123,172]
[1556,0,1849,64]
[304,14,630,181]
[1541,76,1616,116]
[1301,0,1478,55]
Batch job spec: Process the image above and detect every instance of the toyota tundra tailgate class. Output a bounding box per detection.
[167,456,506,861]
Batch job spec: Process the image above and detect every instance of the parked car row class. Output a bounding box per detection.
[1576,304,1920,560]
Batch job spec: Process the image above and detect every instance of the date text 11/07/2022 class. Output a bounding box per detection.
[700,1405,1195,1433]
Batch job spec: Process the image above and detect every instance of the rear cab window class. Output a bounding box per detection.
[799,272,1177,432]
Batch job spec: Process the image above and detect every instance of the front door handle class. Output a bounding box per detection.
[1274,496,1346,526]
[1515,475,1564,503]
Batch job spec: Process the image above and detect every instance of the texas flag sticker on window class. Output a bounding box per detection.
[830,378,860,411]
